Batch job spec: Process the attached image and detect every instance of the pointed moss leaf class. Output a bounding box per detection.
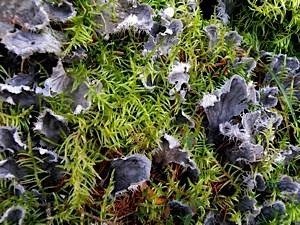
[42,0,76,23]
[1,30,61,58]
[204,25,218,49]
[34,109,69,143]
[200,75,249,130]
[0,127,26,153]
[224,31,242,46]
[0,0,49,31]
[110,154,151,196]
[278,175,300,194]
[0,205,26,225]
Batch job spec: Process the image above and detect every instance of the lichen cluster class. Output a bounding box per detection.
[0,0,299,224]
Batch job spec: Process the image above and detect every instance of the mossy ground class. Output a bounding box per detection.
[0,0,299,224]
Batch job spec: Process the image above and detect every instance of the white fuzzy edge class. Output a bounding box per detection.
[0,159,15,179]
[33,147,58,163]
[34,108,66,133]
[163,134,180,149]
[0,205,26,225]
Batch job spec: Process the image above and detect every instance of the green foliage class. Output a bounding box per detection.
[234,0,300,55]
[0,0,299,224]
